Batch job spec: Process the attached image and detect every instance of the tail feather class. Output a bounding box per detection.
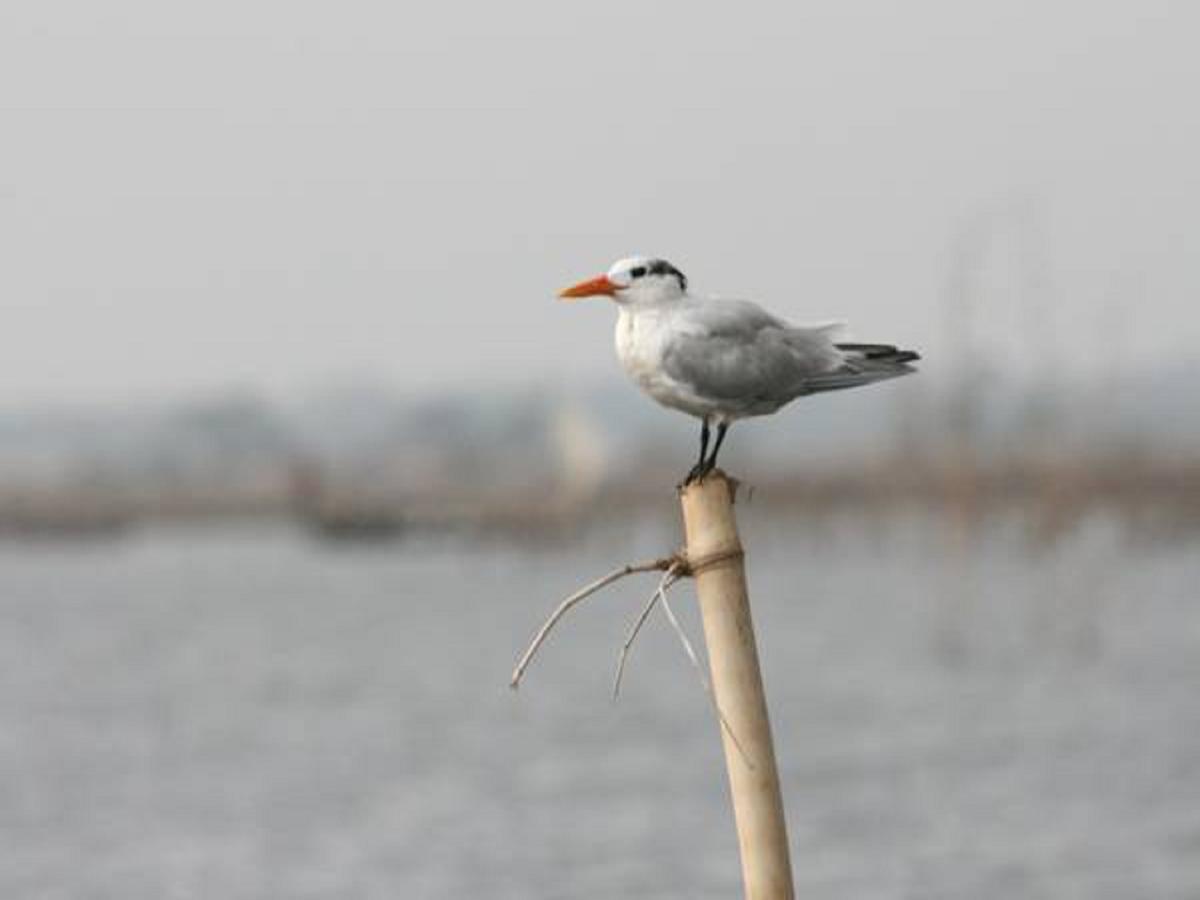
[803,342,920,394]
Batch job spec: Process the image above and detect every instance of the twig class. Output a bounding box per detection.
[510,557,677,689]
[510,550,752,766]
[612,567,681,700]
[658,580,755,769]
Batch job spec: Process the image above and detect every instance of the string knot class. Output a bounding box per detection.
[682,545,745,576]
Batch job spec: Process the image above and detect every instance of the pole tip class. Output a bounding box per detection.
[678,469,740,501]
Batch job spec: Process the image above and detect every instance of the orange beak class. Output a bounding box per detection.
[558,274,618,300]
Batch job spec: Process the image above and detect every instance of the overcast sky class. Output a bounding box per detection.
[2,1,1198,405]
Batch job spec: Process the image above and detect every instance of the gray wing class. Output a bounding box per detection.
[661,299,844,405]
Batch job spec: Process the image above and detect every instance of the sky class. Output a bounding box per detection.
[2,0,1198,406]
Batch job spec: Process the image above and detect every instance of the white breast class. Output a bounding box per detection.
[615,308,660,382]
[614,308,710,418]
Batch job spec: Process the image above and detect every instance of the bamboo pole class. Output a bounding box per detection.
[680,471,794,900]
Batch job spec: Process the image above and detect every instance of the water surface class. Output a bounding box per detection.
[2,513,1198,898]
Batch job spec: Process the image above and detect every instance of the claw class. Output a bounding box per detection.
[679,461,708,488]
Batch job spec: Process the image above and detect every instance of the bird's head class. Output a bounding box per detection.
[559,256,688,307]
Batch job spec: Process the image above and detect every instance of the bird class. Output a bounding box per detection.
[559,255,920,485]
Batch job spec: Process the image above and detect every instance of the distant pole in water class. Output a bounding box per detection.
[681,472,794,900]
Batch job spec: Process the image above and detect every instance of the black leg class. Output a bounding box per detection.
[703,422,729,474]
[682,418,711,486]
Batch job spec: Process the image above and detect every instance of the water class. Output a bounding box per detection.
[2,512,1198,899]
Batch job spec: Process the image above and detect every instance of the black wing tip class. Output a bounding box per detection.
[837,343,921,365]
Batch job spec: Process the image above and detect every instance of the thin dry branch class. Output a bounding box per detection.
[509,556,678,690]
[612,566,682,700]
[658,583,755,769]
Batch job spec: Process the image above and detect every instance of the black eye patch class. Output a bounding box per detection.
[630,266,647,278]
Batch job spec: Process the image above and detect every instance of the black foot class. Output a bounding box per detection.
[679,459,717,488]
[679,461,706,488]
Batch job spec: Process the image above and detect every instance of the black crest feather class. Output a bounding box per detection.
[646,259,687,291]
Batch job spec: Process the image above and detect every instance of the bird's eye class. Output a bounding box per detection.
[630,266,647,279]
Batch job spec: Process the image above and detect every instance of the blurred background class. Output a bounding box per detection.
[3,1,1199,897]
